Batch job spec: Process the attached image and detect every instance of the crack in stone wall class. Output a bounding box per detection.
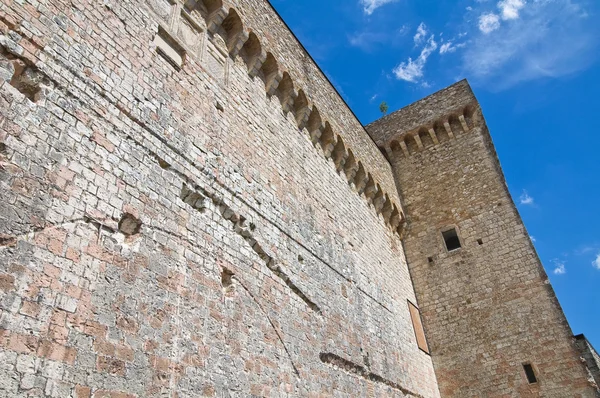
[320,352,424,398]
[180,183,322,314]
[0,216,115,248]
[227,268,301,376]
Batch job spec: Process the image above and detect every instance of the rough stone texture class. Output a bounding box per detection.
[367,80,599,397]
[0,0,436,397]
[576,335,600,392]
[1,0,597,396]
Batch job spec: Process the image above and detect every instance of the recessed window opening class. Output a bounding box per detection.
[443,228,461,251]
[523,364,538,384]
[428,257,434,264]
[477,239,483,245]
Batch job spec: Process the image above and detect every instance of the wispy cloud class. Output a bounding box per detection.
[393,35,438,83]
[553,259,567,275]
[530,236,536,243]
[349,31,389,51]
[440,41,466,54]
[414,23,428,45]
[593,254,600,270]
[348,26,409,52]
[360,0,398,15]
[464,0,598,89]
[520,190,535,205]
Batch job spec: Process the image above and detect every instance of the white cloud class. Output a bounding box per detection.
[530,236,536,242]
[520,190,534,205]
[440,42,453,54]
[440,41,466,54]
[463,0,598,89]
[479,13,501,34]
[593,254,600,270]
[393,35,438,83]
[360,0,398,15]
[498,0,526,20]
[414,23,428,45]
[553,260,566,275]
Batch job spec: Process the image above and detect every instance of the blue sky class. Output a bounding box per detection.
[270,0,600,348]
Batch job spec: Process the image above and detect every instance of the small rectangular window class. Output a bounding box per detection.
[408,301,430,354]
[443,228,461,251]
[523,364,537,384]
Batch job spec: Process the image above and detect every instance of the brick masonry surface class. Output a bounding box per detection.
[367,80,600,397]
[0,0,439,397]
[576,335,600,391]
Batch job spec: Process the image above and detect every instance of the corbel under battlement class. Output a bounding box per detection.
[366,80,481,158]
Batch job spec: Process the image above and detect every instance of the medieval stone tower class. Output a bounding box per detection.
[367,81,598,397]
[0,0,598,397]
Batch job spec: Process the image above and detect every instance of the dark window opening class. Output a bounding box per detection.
[523,364,537,384]
[477,239,483,245]
[428,257,434,264]
[443,229,461,251]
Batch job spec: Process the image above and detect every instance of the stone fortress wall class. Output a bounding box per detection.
[0,0,440,397]
[367,80,599,397]
[576,335,600,391]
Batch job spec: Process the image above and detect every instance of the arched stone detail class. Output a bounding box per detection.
[364,175,377,202]
[307,107,324,144]
[331,137,348,172]
[463,105,476,127]
[205,6,227,34]
[390,140,401,154]
[319,123,335,157]
[201,0,222,15]
[448,115,462,136]
[381,195,393,219]
[354,163,368,194]
[419,128,434,148]
[344,150,359,181]
[390,205,402,230]
[221,9,248,58]
[405,135,418,154]
[293,90,311,129]
[373,185,385,213]
[241,32,265,77]
[260,53,282,95]
[434,121,449,143]
[276,72,297,113]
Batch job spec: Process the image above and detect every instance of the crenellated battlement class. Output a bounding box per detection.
[381,104,477,158]
[367,80,479,158]
[145,0,406,232]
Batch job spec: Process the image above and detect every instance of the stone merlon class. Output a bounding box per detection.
[366,79,478,147]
